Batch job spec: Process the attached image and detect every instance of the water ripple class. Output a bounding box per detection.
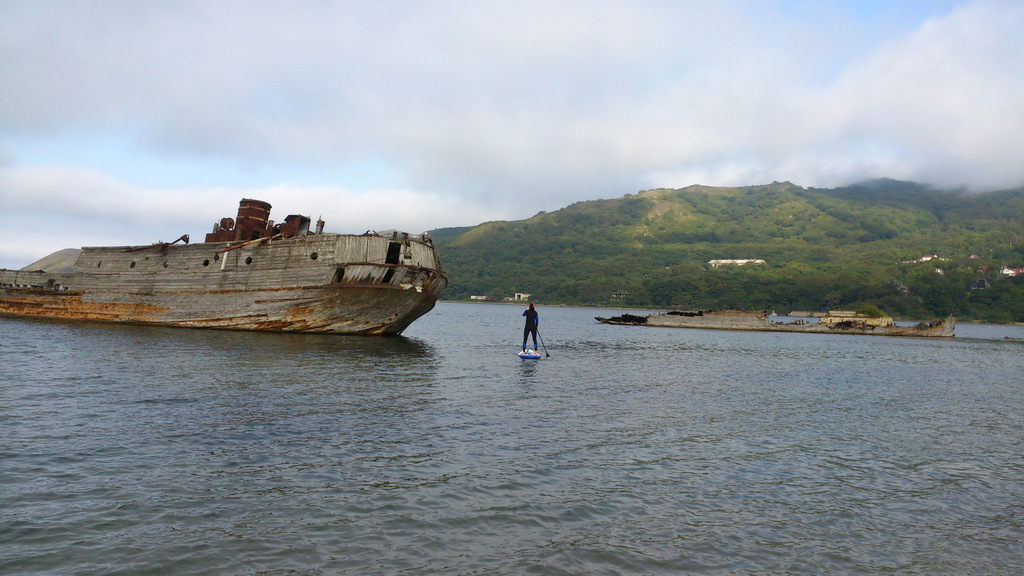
[2,308,1024,574]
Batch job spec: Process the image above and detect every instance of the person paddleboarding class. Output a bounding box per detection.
[522,302,539,352]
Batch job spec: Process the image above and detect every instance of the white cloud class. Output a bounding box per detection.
[0,0,1022,268]
[816,0,1024,189]
[0,165,502,267]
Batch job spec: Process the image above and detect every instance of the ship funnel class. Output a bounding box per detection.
[235,199,272,236]
[204,198,273,242]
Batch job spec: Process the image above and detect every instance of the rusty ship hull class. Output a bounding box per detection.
[0,200,446,335]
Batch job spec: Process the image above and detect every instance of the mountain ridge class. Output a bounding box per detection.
[430,179,1024,322]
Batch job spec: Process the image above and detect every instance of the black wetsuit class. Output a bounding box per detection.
[522,308,539,350]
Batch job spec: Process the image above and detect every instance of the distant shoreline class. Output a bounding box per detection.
[438,300,1024,326]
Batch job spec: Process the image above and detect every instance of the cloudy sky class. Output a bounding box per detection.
[2,0,1022,267]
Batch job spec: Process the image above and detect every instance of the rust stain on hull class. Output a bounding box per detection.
[165,284,440,335]
[0,284,439,335]
[0,288,166,322]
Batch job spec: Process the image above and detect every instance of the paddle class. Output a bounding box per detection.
[537,329,550,357]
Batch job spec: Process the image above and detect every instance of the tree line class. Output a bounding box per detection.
[431,180,1024,322]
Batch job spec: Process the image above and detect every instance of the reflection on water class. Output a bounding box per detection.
[2,306,1024,575]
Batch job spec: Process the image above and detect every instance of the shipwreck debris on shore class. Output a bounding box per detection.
[595,309,955,338]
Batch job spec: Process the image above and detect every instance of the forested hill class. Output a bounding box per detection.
[430,179,1024,322]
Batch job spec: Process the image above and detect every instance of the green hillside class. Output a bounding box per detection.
[431,180,1024,322]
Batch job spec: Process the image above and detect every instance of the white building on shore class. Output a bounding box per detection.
[708,259,766,268]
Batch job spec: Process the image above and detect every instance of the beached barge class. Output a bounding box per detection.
[596,309,955,338]
[0,199,447,335]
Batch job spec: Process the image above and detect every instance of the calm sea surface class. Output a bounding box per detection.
[2,303,1023,575]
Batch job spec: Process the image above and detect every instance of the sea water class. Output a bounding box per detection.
[2,303,1023,575]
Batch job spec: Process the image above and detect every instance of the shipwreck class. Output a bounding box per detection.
[596,309,955,338]
[0,199,447,335]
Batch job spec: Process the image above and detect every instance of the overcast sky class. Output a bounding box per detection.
[2,0,1023,267]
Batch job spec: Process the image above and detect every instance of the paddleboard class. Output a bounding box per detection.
[518,349,542,359]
